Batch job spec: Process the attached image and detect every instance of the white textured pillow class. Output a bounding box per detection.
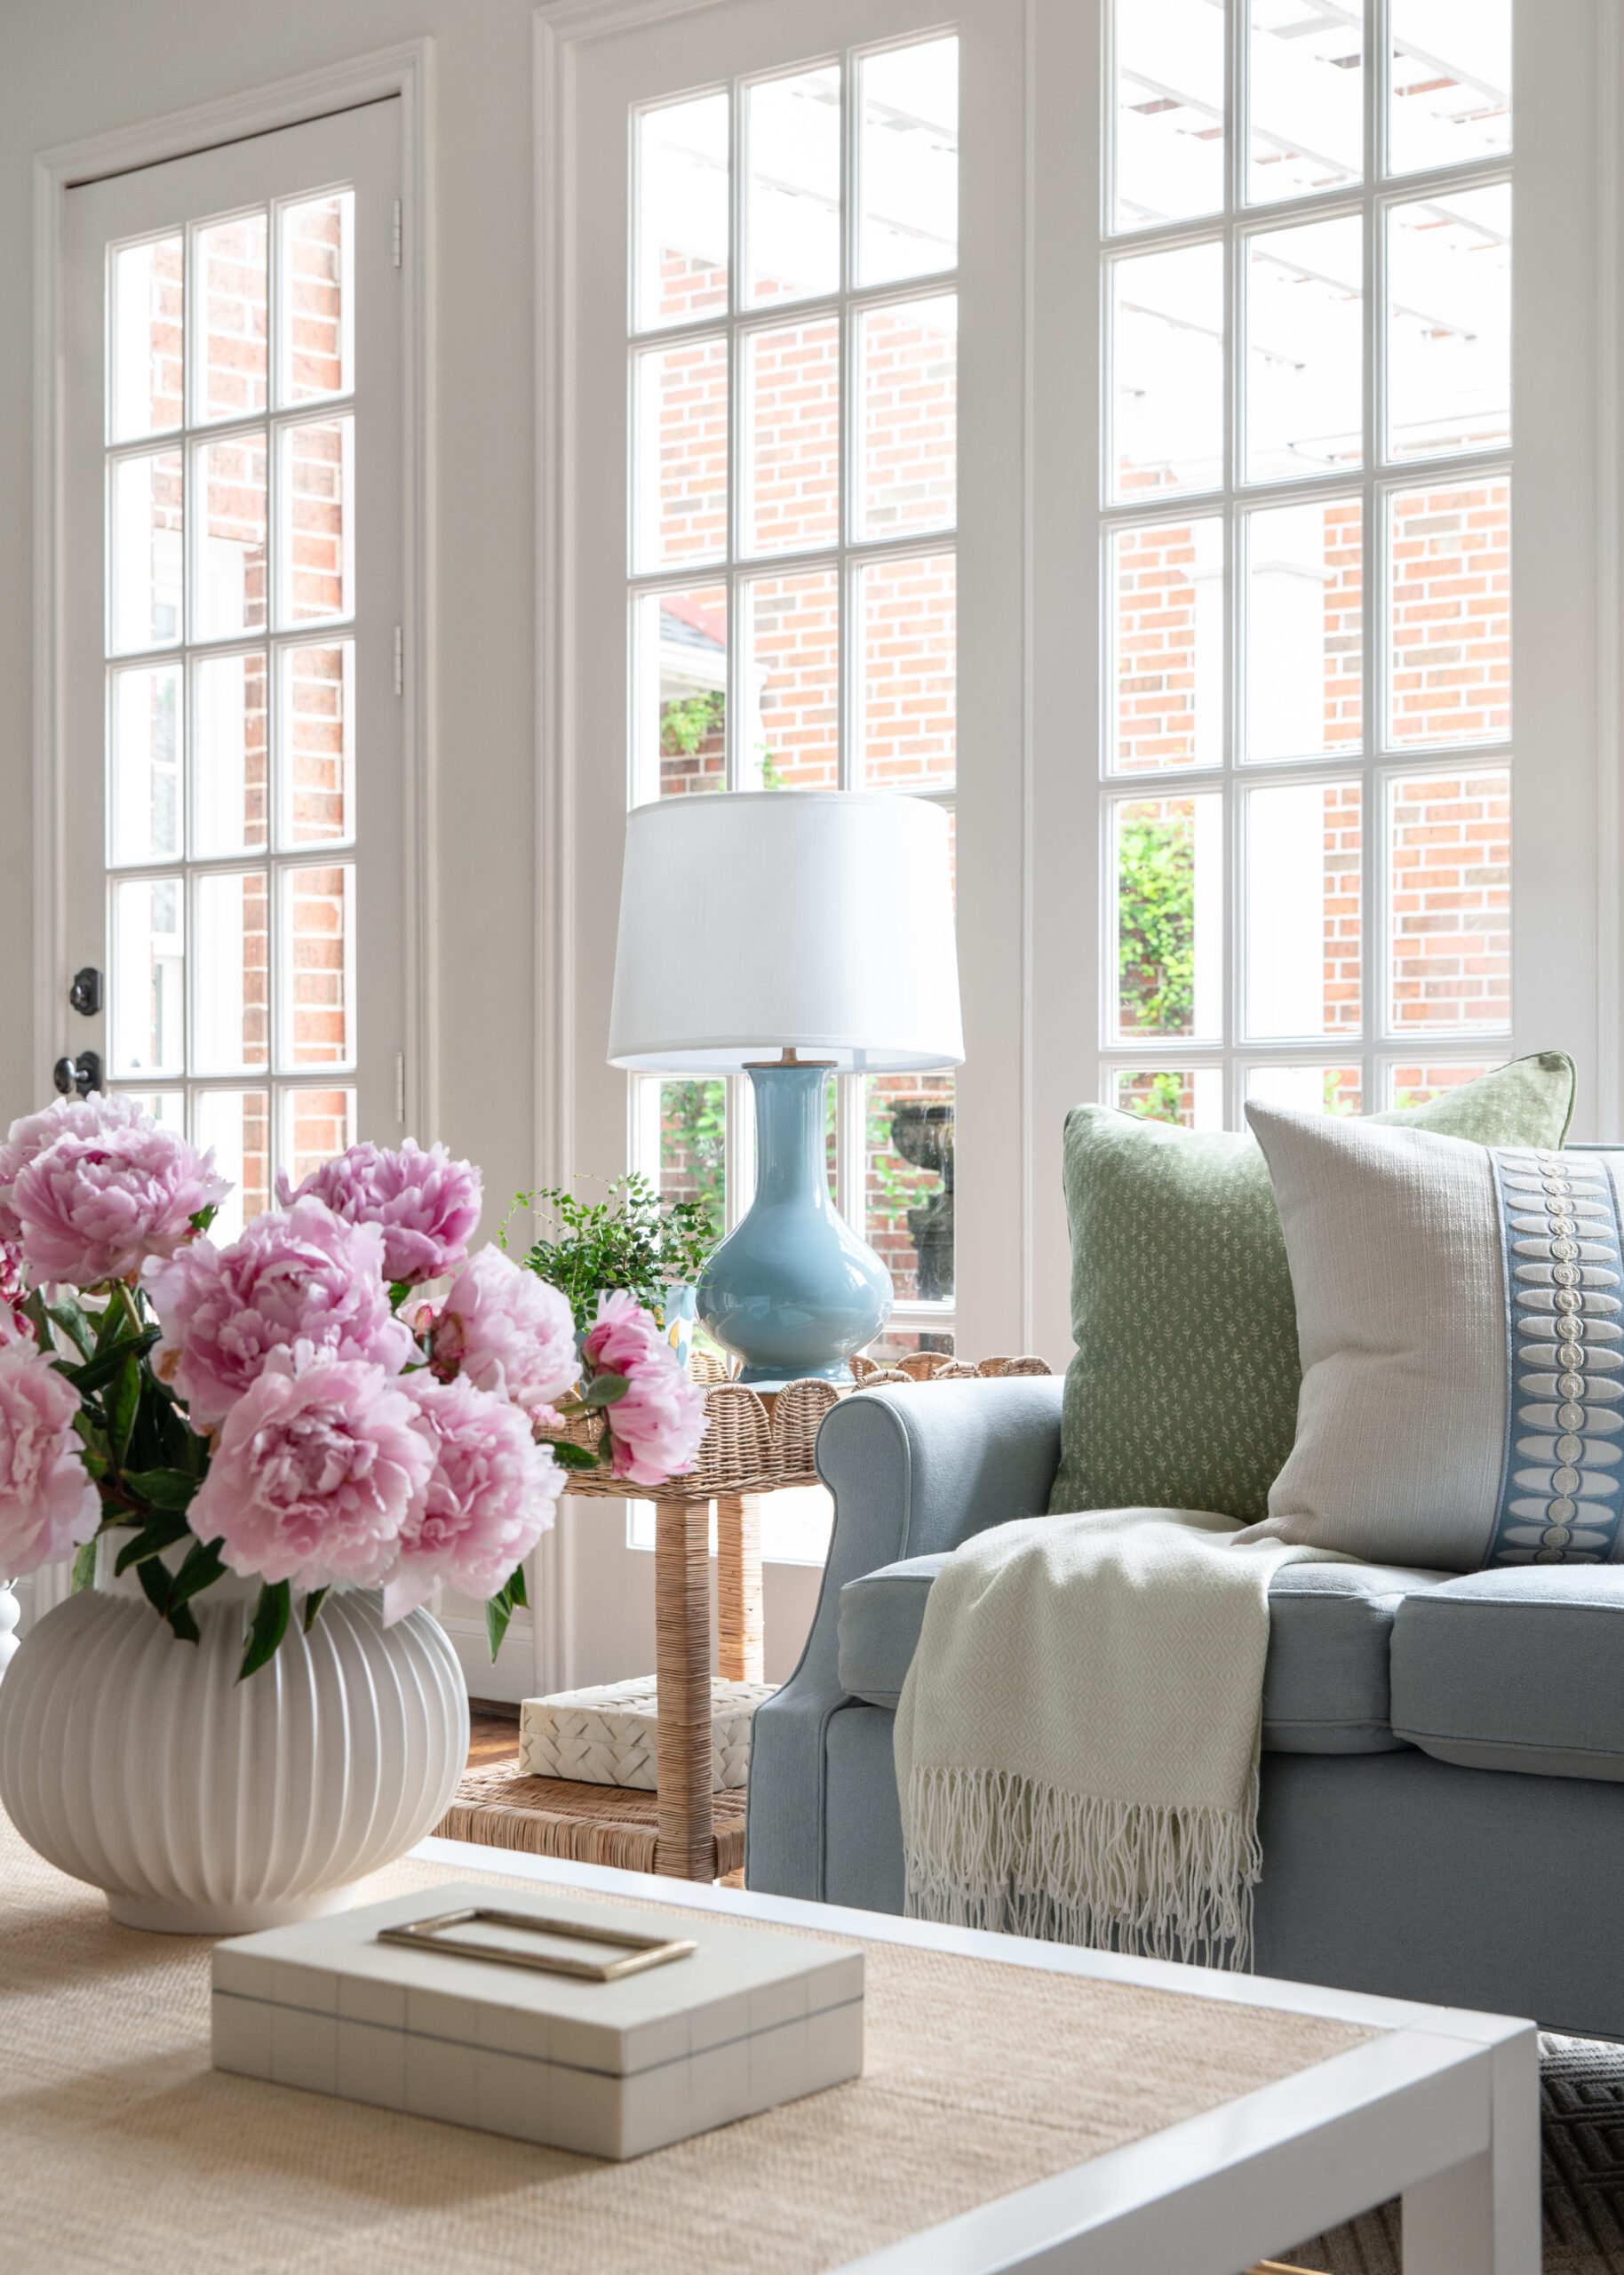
[1242,1104,1624,1571]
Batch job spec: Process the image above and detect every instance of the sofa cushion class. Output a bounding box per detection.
[1392,1568,1624,1781]
[839,1551,1448,1752]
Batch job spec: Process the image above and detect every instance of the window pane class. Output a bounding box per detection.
[115,1089,184,1130]
[745,68,840,306]
[857,553,955,790]
[194,211,267,423]
[1389,477,1510,746]
[1245,500,1362,762]
[856,295,956,540]
[110,450,183,652]
[866,1074,953,1303]
[635,93,729,331]
[1245,216,1363,483]
[1388,0,1511,177]
[1385,1058,1500,1108]
[1113,0,1224,232]
[1115,792,1222,1039]
[280,416,353,625]
[111,235,183,441]
[1245,1066,1363,1114]
[1111,517,1222,773]
[634,587,727,802]
[1389,768,1510,1032]
[1246,0,1363,207]
[109,663,181,864]
[1111,242,1224,501]
[633,336,728,571]
[283,642,354,845]
[1386,186,1511,462]
[283,1088,355,1185]
[1113,1067,1223,1129]
[283,863,354,1067]
[194,1089,270,1241]
[1245,780,1361,1038]
[659,1079,727,1244]
[193,651,267,857]
[110,876,184,1078]
[194,431,267,640]
[194,870,269,1074]
[281,192,353,403]
[743,316,840,557]
[744,570,839,789]
[856,36,958,287]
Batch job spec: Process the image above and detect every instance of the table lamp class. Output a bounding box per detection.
[607,791,963,1388]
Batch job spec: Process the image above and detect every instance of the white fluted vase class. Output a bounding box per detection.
[0,1559,468,1935]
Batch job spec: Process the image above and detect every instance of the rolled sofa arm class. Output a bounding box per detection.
[745,1375,1065,1898]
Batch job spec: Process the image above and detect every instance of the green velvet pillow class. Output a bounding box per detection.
[1047,1053,1577,1522]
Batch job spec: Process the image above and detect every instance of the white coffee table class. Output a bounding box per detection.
[414,1834,1538,2275]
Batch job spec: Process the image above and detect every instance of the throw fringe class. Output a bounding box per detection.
[902,1763,1262,1970]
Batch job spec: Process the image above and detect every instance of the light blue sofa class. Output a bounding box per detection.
[745,1375,1624,2039]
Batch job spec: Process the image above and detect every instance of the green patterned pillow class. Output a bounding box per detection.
[1048,1054,1577,1522]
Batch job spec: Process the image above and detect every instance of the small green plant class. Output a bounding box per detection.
[506,1173,716,1332]
[659,690,725,757]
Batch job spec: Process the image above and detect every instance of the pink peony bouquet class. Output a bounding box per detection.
[0,1095,706,1676]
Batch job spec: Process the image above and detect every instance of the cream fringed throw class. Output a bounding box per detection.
[894,1509,1339,1965]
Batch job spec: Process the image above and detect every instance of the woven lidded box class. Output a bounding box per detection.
[520,1677,775,1792]
[212,1880,863,2159]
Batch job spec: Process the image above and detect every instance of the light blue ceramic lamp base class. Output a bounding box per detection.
[696,1063,892,1390]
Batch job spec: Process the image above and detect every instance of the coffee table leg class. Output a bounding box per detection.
[1400,2024,1540,2274]
[654,1497,714,1880]
[716,1492,764,1683]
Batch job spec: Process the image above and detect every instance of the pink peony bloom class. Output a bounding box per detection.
[427,1246,578,1421]
[0,1094,152,1243]
[191,1345,434,1592]
[383,1372,563,1624]
[147,1199,418,1431]
[582,1289,707,1489]
[12,1122,231,1289]
[0,1241,28,1340]
[277,1138,482,1287]
[0,1340,100,1578]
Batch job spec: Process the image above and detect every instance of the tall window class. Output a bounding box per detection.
[1102,0,1511,1127]
[625,36,961,1361]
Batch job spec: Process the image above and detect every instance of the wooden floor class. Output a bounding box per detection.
[466,1702,521,1772]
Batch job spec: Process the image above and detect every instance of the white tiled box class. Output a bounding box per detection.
[211,1880,864,2159]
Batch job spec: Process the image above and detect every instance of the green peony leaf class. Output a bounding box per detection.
[238,1581,291,1681]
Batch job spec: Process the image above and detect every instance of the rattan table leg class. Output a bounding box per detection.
[654,1497,714,1880]
[716,1492,764,1684]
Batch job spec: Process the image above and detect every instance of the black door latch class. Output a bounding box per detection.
[52,1051,102,1099]
[69,967,103,1017]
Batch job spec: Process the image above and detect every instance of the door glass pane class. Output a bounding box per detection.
[283,863,354,1067]
[745,68,840,306]
[856,296,956,540]
[280,416,353,624]
[1386,1059,1499,1108]
[1111,517,1222,773]
[1388,768,1510,1033]
[743,570,839,789]
[194,211,267,423]
[283,1088,356,1185]
[194,431,267,639]
[1388,0,1512,177]
[635,93,729,331]
[1115,792,1222,1040]
[110,662,181,864]
[1245,215,1363,483]
[866,1073,954,1302]
[1244,500,1362,762]
[195,1089,271,1241]
[856,36,958,287]
[283,642,354,845]
[115,1089,185,1129]
[659,1079,727,1244]
[743,316,840,556]
[110,450,183,651]
[281,192,353,403]
[1245,780,1361,1038]
[857,554,955,790]
[1113,0,1225,233]
[193,651,267,856]
[633,587,727,802]
[1388,477,1510,746]
[112,235,183,441]
[1386,186,1511,462]
[110,876,184,1078]
[1246,0,1363,207]
[1113,1067,1223,1129]
[1246,1066,1363,1114]
[194,869,269,1073]
[633,337,729,571]
[1111,241,1224,500]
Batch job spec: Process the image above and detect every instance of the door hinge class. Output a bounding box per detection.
[394,1051,406,1127]
[392,198,402,267]
[393,625,403,696]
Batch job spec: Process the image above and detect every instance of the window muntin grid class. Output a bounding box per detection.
[1101,0,1513,1130]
